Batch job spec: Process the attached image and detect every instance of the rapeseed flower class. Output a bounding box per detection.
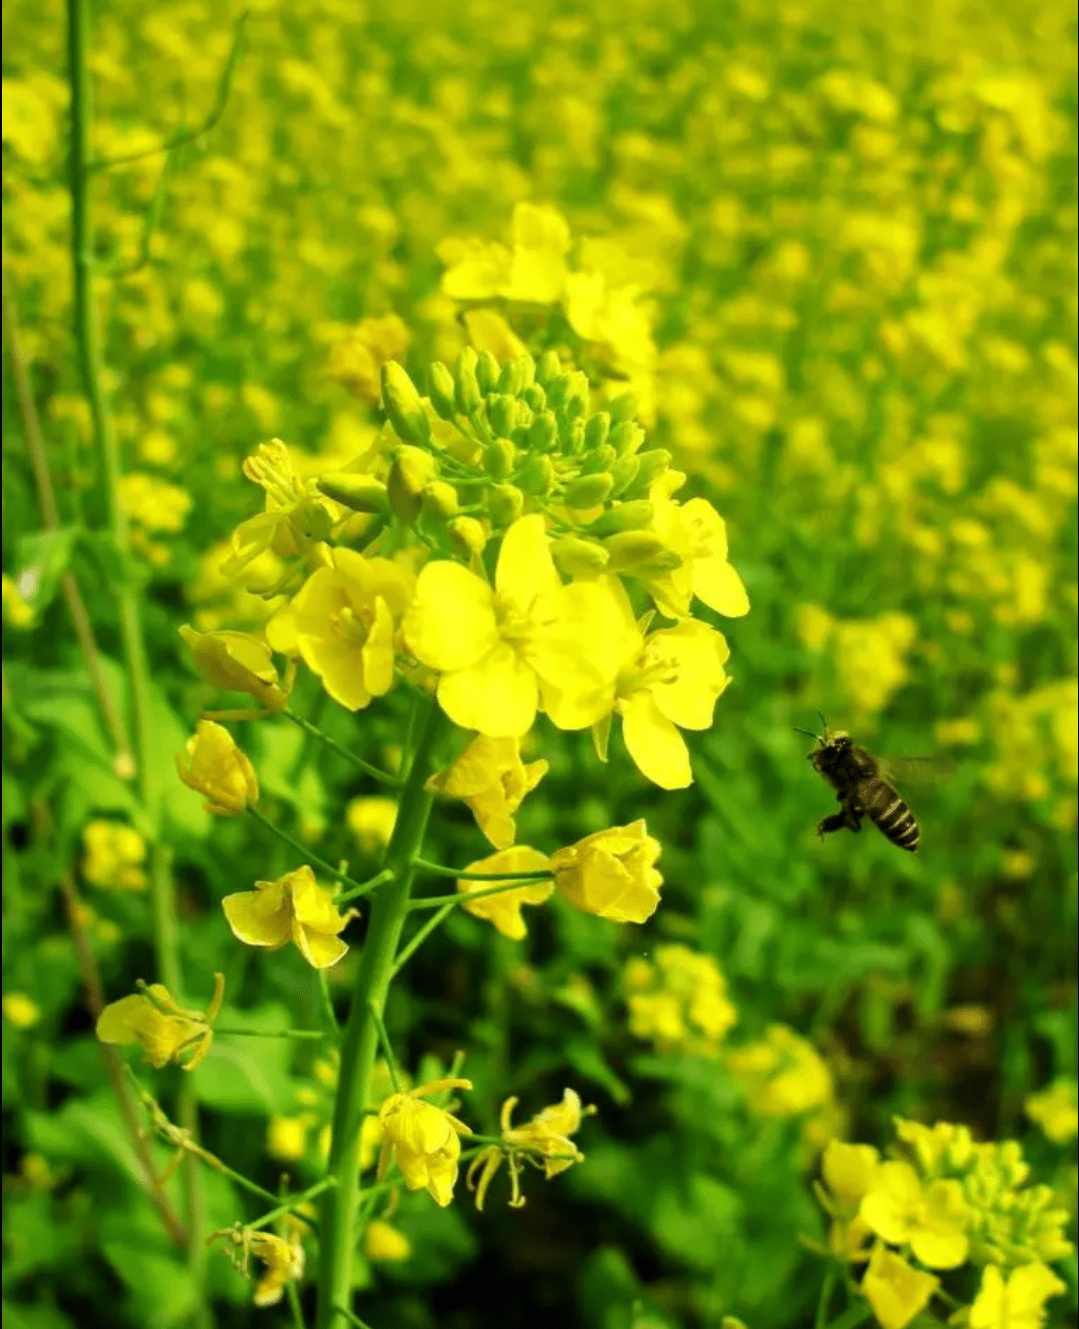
[861,1245,939,1329]
[346,796,399,854]
[550,820,663,923]
[81,820,148,892]
[967,1263,1067,1329]
[96,974,224,1071]
[176,720,259,815]
[377,1077,473,1207]
[427,735,549,849]
[455,846,553,940]
[860,1161,970,1269]
[179,625,291,713]
[1024,1081,1079,1145]
[468,1088,592,1210]
[647,484,750,621]
[222,866,357,970]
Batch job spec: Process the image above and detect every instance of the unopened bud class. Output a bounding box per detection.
[483,437,517,481]
[625,449,672,495]
[581,443,616,476]
[521,383,547,413]
[588,499,653,535]
[584,412,611,451]
[563,472,614,508]
[388,446,439,523]
[562,372,590,420]
[527,411,558,452]
[517,454,556,496]
[608,391,638,424]
[487,394,519,439]
[476,350,500,395]
[428,362,457,420]
[560,418,585,455]
[448,516,487,558]
[604,531,681,575]
[421,481,459,520]
[317,472,390,514]
[608,453,640,496]
[455,348,482,416]
[488,483,525,525]
[609,420,646,456]
[551,537,610,579]
[535,350,562,386]
[497,359,523,396]
[380,362,431,446]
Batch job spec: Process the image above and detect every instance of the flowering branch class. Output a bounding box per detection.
[282,708,399,787]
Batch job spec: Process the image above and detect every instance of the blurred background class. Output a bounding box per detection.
[2,0,1076,1325]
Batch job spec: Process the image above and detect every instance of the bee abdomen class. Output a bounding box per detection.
[867,787,920,852]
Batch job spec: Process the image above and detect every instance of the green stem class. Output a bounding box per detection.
[249,1177,337,1233]
[282,709,399,786]
[248,807,375,898]
[824,1302,873,1329]
[367,1001,402,1092]
[315,697,445,1329]
[410,877,553,910]
[214,1027,331,1040]
[391,900,456,976]
[412,856,552,881]
[336,869,394,905]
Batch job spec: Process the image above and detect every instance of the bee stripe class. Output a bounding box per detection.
[874,799,910,831]
[894,824,920,849]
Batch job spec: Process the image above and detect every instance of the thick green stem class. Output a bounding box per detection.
[315,697,444,1328]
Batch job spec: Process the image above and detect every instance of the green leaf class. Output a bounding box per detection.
[14,526,81,614]
[564,1038,632,1105]
[190,1002,299,1113]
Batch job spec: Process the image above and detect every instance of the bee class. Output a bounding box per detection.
[799,719,920,853]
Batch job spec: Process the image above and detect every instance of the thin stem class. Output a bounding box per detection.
[335,869,393,905]
[391,901,456,976]
[248,1178,337,1233]
[410,877,552,911]
[332,1307,374,1329]
[247,807,373,898]
[318,972,341,1037]
[316,697,445,1329]
[823,1302,873,1329]
[367,1001,402,1093]
[214,1027,331,1040]
[412,856,552,882]
[282,709,399,786]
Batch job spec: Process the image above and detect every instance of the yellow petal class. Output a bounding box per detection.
[692,555,750,618]
[437,644,538,737]
[622,693,692,789]
[292,919,349,970]
[222,880,293,948]
[404,561,498,671]
[495,514,560,608]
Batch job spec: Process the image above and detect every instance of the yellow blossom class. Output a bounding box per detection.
[81,820,148,892]
[427,735,549,849]
[1025,1081,1079,1145]
[266,1117,309,1162]
[222,440,334,583]
[468,1088,592,1210]
[624,945,737,1050]
[440,202,571,305]
[377,1077,473,1207]
[267,549,413,711]
[222,866,357,970]
[327,313,411,402]
[2,573,36,628]
[861,1245,939,1329]
[727,1025,834,1116]
[648,485,751,621]
[404,514,629,738]
[364,1219,412,1262]
[118,472,192,533]
[249,1231,305,1308]
[456,846,554,940]
[3,993,42,1028]
[550,820,663,923]
[346,796,398,854]
[176,720,259,815]
[860,1160,970,1269]
[817,1141,882,1260]
[96,975,224,1071]
[179,625,290,713]
[968,1263,1067,1329]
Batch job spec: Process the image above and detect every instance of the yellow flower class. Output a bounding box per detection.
[327,313,411,403]
[179,625,290,713]
[403,514,630,738]
[624,945,737,1051]
[968,1263,1067,1329]
[456,846,554,940]
[550,821,663,923]
[266,1117,309,1162]
[727,1025,834,1116]
[377,1077,473,1207]
[96,975,224,1071]
[606,584,731,789]
[817,1141,882,1261]
[81,820,148,892]
[222,866,357,970]
[860,1160,970,1269]
[346,796,398,854]
[176,720,259,815]
[364,1219,411,1262]
[468,1088,593,1210]
[427,735,549,849]
[267,550,413,711]
[2,573,36,628]
[3,993,42,1028]
[222,440,334,583]
[648,485,751,621]
[1025,1081,1079,1145]
[861,1245,939,1329]
[439,202,571,306]
[249,1231,305,1308]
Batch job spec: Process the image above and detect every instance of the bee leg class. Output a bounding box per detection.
[818,811,849,837]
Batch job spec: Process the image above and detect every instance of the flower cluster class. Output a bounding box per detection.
[622,944,738,1053]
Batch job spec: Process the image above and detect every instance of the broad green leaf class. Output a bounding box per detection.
[14,526,81,614]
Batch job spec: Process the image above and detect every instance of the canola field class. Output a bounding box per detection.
[2,1,1077,1326]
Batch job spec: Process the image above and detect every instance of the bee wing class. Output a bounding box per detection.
[880,756,954,786]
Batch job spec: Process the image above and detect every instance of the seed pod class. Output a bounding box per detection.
[527,411,558,452]
[584,412,611,452]
[388,446,439,524]
[448,516,487,558]
[609,420,646,456]
[455,348,483,416]
[603,531,680,574]
[476,350,500,395]
[488,483,525,525]
[563,472,614,508]
[588,499,653,535]
[487,394,518,439]
[535,350,562,386]
[517,454,556,496]
[624,449,672,495]
[483,437,517,481]
[428,362,457,420]
[317,472,390,514]
[420,481,459,520]
[551,537,610,579]
[608,453,641,496]
[380,362,431,446]
[580,443,616,476]
[608,391,638,425]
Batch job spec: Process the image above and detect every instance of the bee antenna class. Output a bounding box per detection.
[817,711,829,732]
[793,726,817,739]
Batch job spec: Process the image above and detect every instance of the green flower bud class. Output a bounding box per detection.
[448,516,487,558]
[563,372,590,421]
[603,531,681,575]
[624,449,672,495]
[560,418,585,456]
[317,472,390,515]
[487,394,519,439]
[550,537,610,579]
[420,481,459,520]
[455,348,483,416]
[584,412,611,451]
[514,355,536,389]
[380,362,431,446]
[521,383,547,413]
[563,472,614,508]
[581,443,616,476]
[483,437,517,481]
[497,359,523,396]
[488,483,525,525]
[295,499,336,543]
[517,454,556,496]
[527,411,558,452]
[428,362,457,420]
[608,391,638,424]
[609,420,646,456]
[476,350,500,395]
[388,445,439,524]
[588,499,654,535]
[608,453,641,496]
[535,350,562,386]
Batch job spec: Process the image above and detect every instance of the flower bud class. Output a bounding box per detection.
[550,537,610,579]
[179,625,289,713]
[551,820,663,923]
[513,354,536,389]
[609,420,646,456]
[527,411,558,452]
[559,418,585,456]
[476,349,500,394]
[448,516,488,558]
[588,499,654,535]
[608,391,638,424]
[584,412,611,451]
[608,453,641,496]
[624,449,672,495]
[517,454,556,496]
[428,362,457,419]
[521,383,547,413]
[563,472,614,509]
[602,530,671,573]
[562,372,590,421]
[421,481,459,520]
[388,446,440,524]
[580,443,616,476]
[455,348,483,416]
[488,483,524,525]
[317,472,390,514]
[535,350,562,386]
[177,720,259,816]
[380,362,431,446]
[483,437,517,480]
[487,394,519,439]
[497,359,523,396]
